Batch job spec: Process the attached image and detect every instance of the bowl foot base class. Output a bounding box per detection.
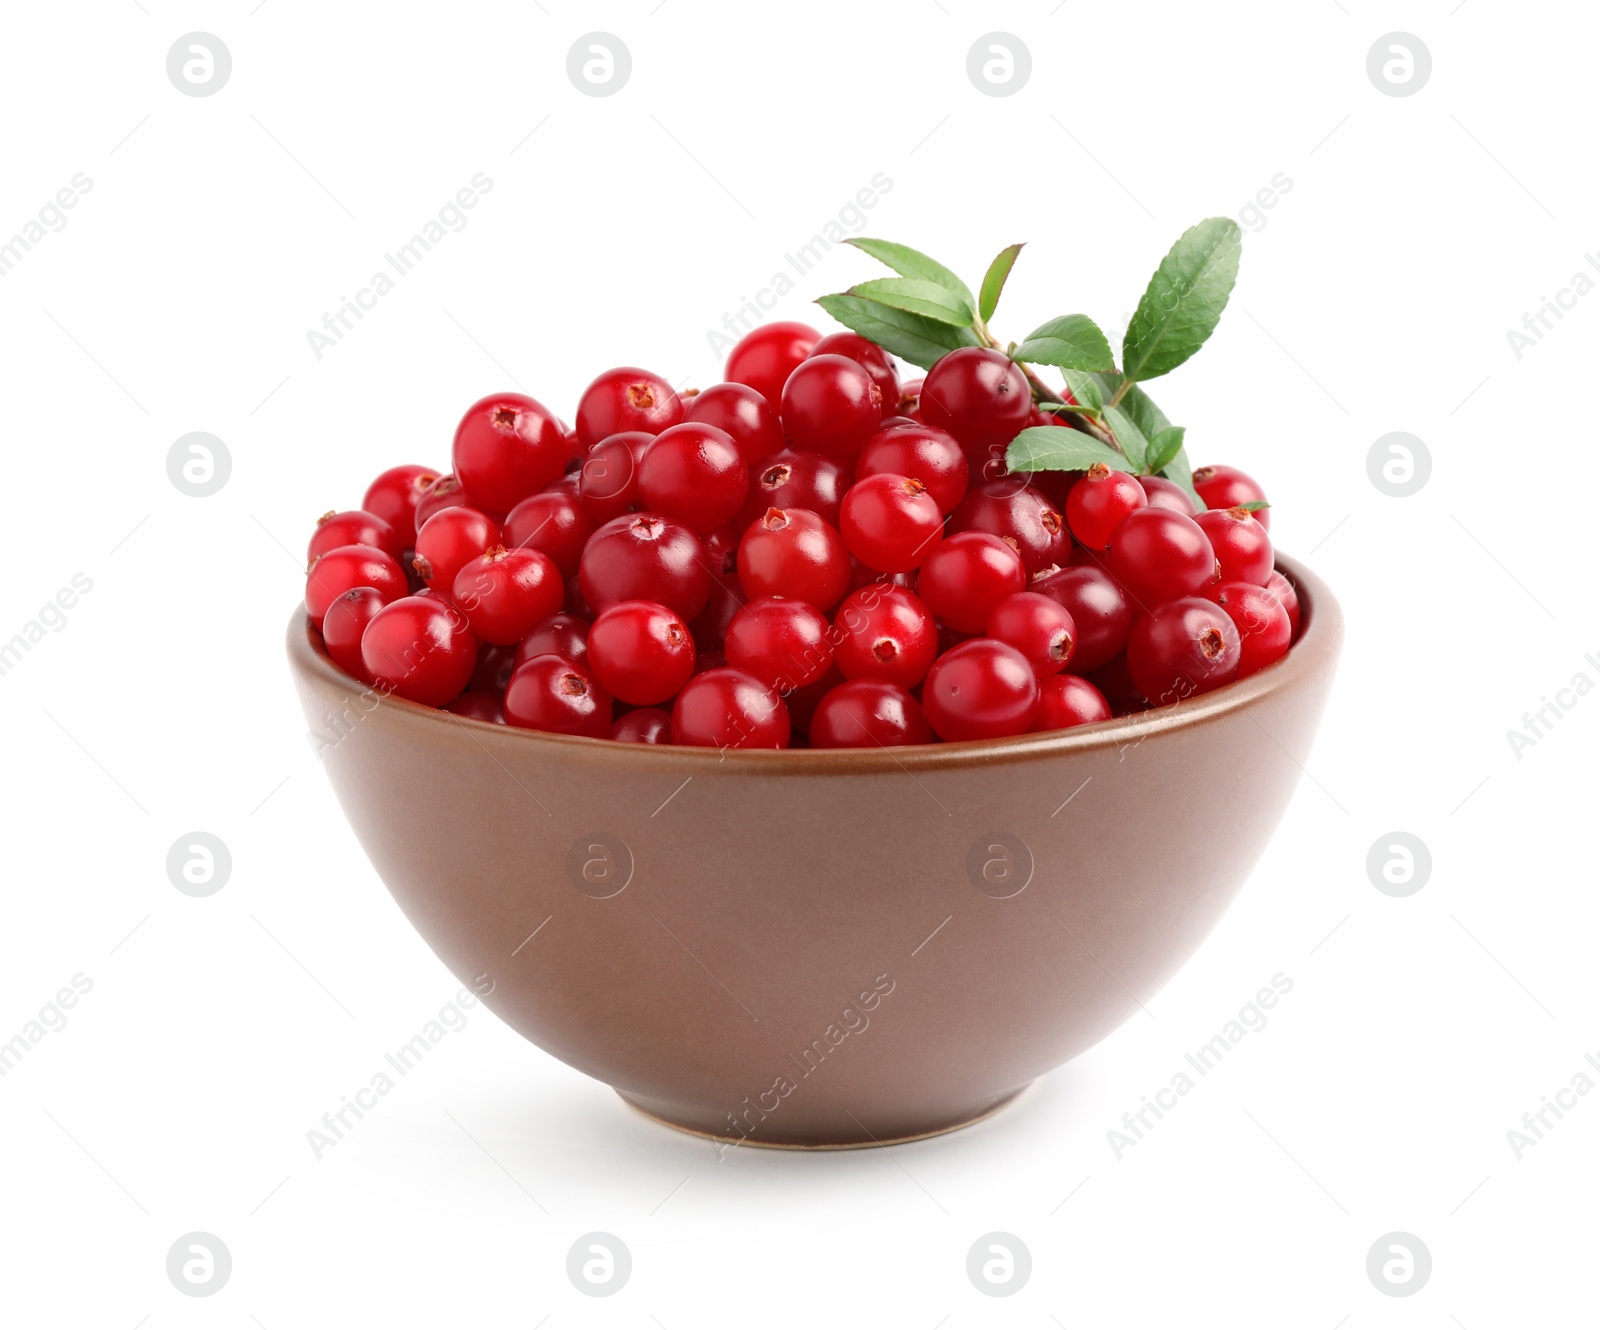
[615,1084,1031,1150]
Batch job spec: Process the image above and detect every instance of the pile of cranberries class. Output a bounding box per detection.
[303,322,1298,749]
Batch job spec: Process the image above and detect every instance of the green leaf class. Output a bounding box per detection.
[1235,499,1271,512]
[1144,425,1186,474]
[1103,404,1150,473]
[849,276,974,327]
[1110,380,1172,437]
[1013,315,1116,374]
[1122,217,1242,383]
[978,243,1025,322]
[1161,445,1204,511]
[1039,400,1103,422]
[844,238,976,309]
[815,293,979,369]
[1005,427,1135,475]
[1058,368,1112,414]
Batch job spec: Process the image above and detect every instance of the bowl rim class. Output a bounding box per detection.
[288,553,1339,772]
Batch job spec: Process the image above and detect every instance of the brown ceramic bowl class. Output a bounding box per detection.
[288,556,1340,1149]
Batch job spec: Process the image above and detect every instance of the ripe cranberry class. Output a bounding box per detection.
[610,707,673,743]
[575,367,682,450]
[897,378,922,417]
[1211,582,1292,677]
[451,546,564,645]
[736,507,850,609]
[1126,598,1242,706]
[724,597,834,690]
[504,655,612,737]
[809,680,932,748]
[690,575,746,651]
[452,392,568,513]
[413,507,500,593]
[363,465,440,545]
[1196,507,1274,586]
[320,586,387,681]
[471,642,516,693]
[1106,508,1217,609]
[637,422,749,533]
[445,690,505,724]
[919,347,1031,460]
[683,381,785,463]
[922,639,1041,741]
[414,473,471,529]
[513,613,590,669]
[1265,570,1301,639]
[672,667,791,749]
[1031,565,1134,672]
[1193,464,1269,529]
[808,331,898,418]
[724,320,819,405]
[1137,474,1198,517]
[832,585,937,688]
[846,562,917,596]
[564,573,592,619]
[1087,653,1145,714]
[1034,674,1112,731]
[579,513,711,620]
[948,480,1069,575]
[855,423,969,516]
[840,474,944,573]
[780,354,882,462]
[584,600,696,705]
[986,592,1077,677]
[305,545,407,628]
[503,483,594,578]
[578,430,652,524]
[917,531,1027,635]
[310,509,403,563]
[739,450,848,529]
[1066,464,1147,550]
[361,595,477,707]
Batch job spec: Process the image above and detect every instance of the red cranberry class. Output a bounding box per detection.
[1193,464,1270,529]
[855,423,969,515]
[724,597,834,690]
[586,600,696,705]
[683,381,785,463]
[638,422,749,533]
[503,483,594,578]
[1211,582,1292,677]
[578,430,653,524]
[840,473,944,573]
[1031,565,1134,672]
[580,513,711,621]
[919,347,1032,460]
[809,680,932,748]
[305,545,407,628]
[445,690,505,724]
[451,546,564,645]
[736,507,850,610]
[1126,598,1241,706]
[413,507,500,593]
[672,667,791,749]
[1196,507,1274,586]
[986,592,1077,677]
[1033,674,1112,730]
[739,450,849,529]
[724,321,819,405]
[915,531,1027,635]
[948,480,1069,575]
[922,639,1041,741]
[1106,508,1217,609]
[513,613,590,669]
[361,595,477,707]
[897,378,922,417]
[1265,570,1301,639]
[1066,464,1147,550]
[362,465,440,545]
[504,655,612,736]
[780,354,882,463]
[832,585,938,689]
[575,367,682,450]
[309,509,402,562]
[452,392,568,513]
[610,707,673,743]
[414,473,471,529]
[808,331,898,418]
[320,586,387,681]
[1137,474,1198,517]
[471,642,516,693]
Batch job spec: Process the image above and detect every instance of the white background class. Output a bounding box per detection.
[1,1,1595,1324]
